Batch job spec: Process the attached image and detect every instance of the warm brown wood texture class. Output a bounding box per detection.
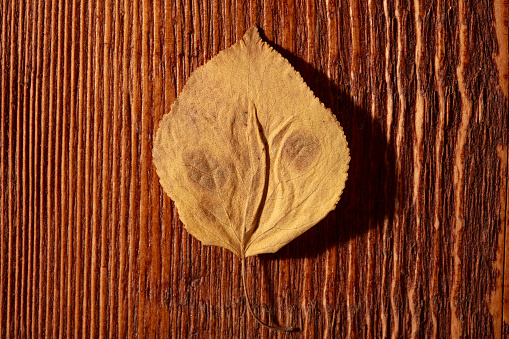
[1,0,508,338]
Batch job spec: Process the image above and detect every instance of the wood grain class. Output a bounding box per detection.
[1,0,508,337]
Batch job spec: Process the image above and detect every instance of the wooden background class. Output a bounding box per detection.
[1,0,508,337]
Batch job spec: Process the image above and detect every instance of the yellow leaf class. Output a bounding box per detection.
[153,25,350,258]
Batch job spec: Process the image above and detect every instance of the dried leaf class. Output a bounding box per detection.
[153,26,349,258]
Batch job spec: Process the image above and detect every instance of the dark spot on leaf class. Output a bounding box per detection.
[281,131,321,172]
[184,150,230,190]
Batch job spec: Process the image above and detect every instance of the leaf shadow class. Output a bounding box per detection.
[256,31,396,262]
[164,28,397,336]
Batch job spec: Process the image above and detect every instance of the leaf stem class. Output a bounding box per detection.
[240,255,298,332]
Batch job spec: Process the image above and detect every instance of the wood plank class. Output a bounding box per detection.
[0,0,507,337]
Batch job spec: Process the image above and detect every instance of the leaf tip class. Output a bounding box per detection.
[243,24,261,45]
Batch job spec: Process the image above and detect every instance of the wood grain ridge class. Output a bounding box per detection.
[0,0,507,338]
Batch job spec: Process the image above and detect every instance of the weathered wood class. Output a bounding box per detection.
[0,0,507,337]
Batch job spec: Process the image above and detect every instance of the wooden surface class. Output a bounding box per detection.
[1,0,508,337]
